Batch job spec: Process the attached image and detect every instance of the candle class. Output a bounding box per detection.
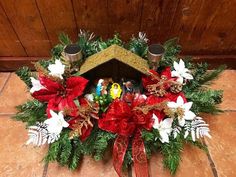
[147,44,165,70]
[63,44,83,63]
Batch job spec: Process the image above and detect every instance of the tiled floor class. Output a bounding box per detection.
[0,71,235,177]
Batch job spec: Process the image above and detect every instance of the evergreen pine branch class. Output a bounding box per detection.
[13,100,47,126]
[160,136,183,175]
[123,146,132,169]
[15,66,32,88]
[44,140,61,163]
[127,35,148,58]
[106,33,123,47]
[44,131,73,166]
[59,33,72,45]
[68,138,83,170]
[159,38,181,67]
[199,65,226,85]
[93,130,116,161]
[186,89,223,114]
[51,33,71,58]
[81,126,99,155]
[142,129,160,155]
[37,59,53,69]
[184,63,225,93]
[51,44,64,58]
[58,132,72,166]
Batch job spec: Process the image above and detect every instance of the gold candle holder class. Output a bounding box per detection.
[63,44,83,63]
[147,44,165,70]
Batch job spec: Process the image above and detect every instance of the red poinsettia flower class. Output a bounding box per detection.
[98,94,154,136]
[32,75,88,117]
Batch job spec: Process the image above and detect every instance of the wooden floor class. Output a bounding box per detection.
[0,71,235,177]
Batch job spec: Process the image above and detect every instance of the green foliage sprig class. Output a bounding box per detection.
[14,100,47,126]
[15,66,32,88]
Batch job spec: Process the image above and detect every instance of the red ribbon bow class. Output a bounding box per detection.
[98,94,154,177]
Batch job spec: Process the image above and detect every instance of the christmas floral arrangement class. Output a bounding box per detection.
[14,31,225,177]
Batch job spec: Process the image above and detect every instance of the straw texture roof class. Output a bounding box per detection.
[79,44,149,75]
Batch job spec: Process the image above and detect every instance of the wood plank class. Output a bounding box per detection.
[0,55,235,71]
[0,0,51,56]
[173,0,236,55]
[107,0,143,40]
[0,4,26,56]
[72,0,109,39]
[0,57,47,71]
[36,0,78,45]
[140,0,181,43]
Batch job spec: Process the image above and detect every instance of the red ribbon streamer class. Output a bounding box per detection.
[132,130,149,177]
[113,130,149,177]
[113,135,129,177]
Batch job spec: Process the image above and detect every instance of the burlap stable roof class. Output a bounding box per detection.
[79,44,149,75]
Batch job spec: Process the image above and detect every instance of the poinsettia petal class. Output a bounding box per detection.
[184,111,196,120]
[142,70,159,89]
[46,97,62,117]
[173,61,179,71]
[80,126,93,141]
[152,114,160,129]
[58,97,78,117]
[32,89,57,102]
[161,118,173,129]
[179,59,185,70]
[160,131,169,143]
[39,75,63,92]
[66,76,88,99]
[182,102,193,111]
[167,101,178,108]
[176,96,184,106]
[171,70,180,78]
[161,67,172,79]
[176,77,184,84]
[178,118,185,126]
[182,72,193,80]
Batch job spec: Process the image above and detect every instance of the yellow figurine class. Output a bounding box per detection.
[110,83,122,99]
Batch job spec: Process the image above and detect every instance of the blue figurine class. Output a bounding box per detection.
[96,79,104,96]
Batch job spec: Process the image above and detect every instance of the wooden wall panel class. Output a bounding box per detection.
[0,4,26,56]
[0,0,51,56]
[107,0,143,40]
[36,0,78,45]
[72,0,110,39]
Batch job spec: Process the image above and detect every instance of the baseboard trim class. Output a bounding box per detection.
[0,55,235,71]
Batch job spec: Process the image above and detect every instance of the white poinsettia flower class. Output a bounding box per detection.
[44,110,69,135]
[171,59,193,84]
[48,59,65,79]
[153,114,173,143]
[167,96,196,126]
[30,77,45,93]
